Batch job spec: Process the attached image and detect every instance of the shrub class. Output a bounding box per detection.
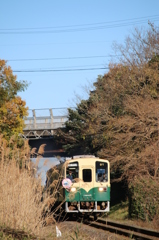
[128,176,159,221]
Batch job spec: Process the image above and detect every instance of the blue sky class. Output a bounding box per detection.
[1,0,159,117]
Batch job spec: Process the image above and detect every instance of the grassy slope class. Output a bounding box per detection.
[108,201,129,221]
[105,201,159,231]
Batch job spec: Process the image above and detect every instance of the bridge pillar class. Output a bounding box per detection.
[49,109,53,129]
[32,109,37,129]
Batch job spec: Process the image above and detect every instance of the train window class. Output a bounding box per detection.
[96,161,108,182]
[66,161,79,181]
[82,169,92,182]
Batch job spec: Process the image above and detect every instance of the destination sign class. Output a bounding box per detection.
[68,163,77,167]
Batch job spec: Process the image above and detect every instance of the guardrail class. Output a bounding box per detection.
[24,109,68,130]
[23,108,68,139]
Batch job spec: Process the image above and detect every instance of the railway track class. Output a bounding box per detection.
[82,217,159,240]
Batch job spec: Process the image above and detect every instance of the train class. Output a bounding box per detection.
[46,155,110,219]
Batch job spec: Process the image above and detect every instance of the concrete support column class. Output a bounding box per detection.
[32,109,37,129]
[49,108,54,128]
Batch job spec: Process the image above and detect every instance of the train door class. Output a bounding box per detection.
[79,166,95,203]
[95,160,110,211]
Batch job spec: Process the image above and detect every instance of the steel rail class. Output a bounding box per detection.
[83,217,159,240]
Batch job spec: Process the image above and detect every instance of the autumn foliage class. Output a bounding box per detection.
[0,60,28,139]
[56,24,159,221]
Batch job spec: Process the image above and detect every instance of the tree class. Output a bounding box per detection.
[56,24,159,220]
[0,60,28,139]
[57,24,159,175]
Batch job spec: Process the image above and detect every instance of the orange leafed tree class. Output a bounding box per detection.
[0,59,28,139]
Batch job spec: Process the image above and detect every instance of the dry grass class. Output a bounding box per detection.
[0,135,63,238]
[0,159,43,231]
[0,140,41,235]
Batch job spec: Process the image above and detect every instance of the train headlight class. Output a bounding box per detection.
[70,187,76,192]
[98,187,107,192]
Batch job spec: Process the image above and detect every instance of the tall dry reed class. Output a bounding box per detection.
[0,135,60,236]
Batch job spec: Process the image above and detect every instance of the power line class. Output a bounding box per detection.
[1,15,158,31]
[13,67,108,73]
[0,40,115,47]
[0,15,158,34]
[8,55,120,62]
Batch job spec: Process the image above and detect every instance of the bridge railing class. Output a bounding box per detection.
[24,108,68,131]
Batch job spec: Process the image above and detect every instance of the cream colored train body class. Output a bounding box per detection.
[63,155,110,214]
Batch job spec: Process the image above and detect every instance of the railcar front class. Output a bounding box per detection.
[63,155,110,216]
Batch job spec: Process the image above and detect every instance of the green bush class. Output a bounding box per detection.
[128,177,159,221]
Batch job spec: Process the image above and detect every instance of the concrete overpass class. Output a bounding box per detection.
[22,108,68,139]
[22,108,69,157]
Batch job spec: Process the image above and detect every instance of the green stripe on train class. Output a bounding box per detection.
[65,187,110,202]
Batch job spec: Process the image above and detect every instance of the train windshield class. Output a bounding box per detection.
[82,169,92,182]
[96,161,108,182]
[66,161,79,181]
